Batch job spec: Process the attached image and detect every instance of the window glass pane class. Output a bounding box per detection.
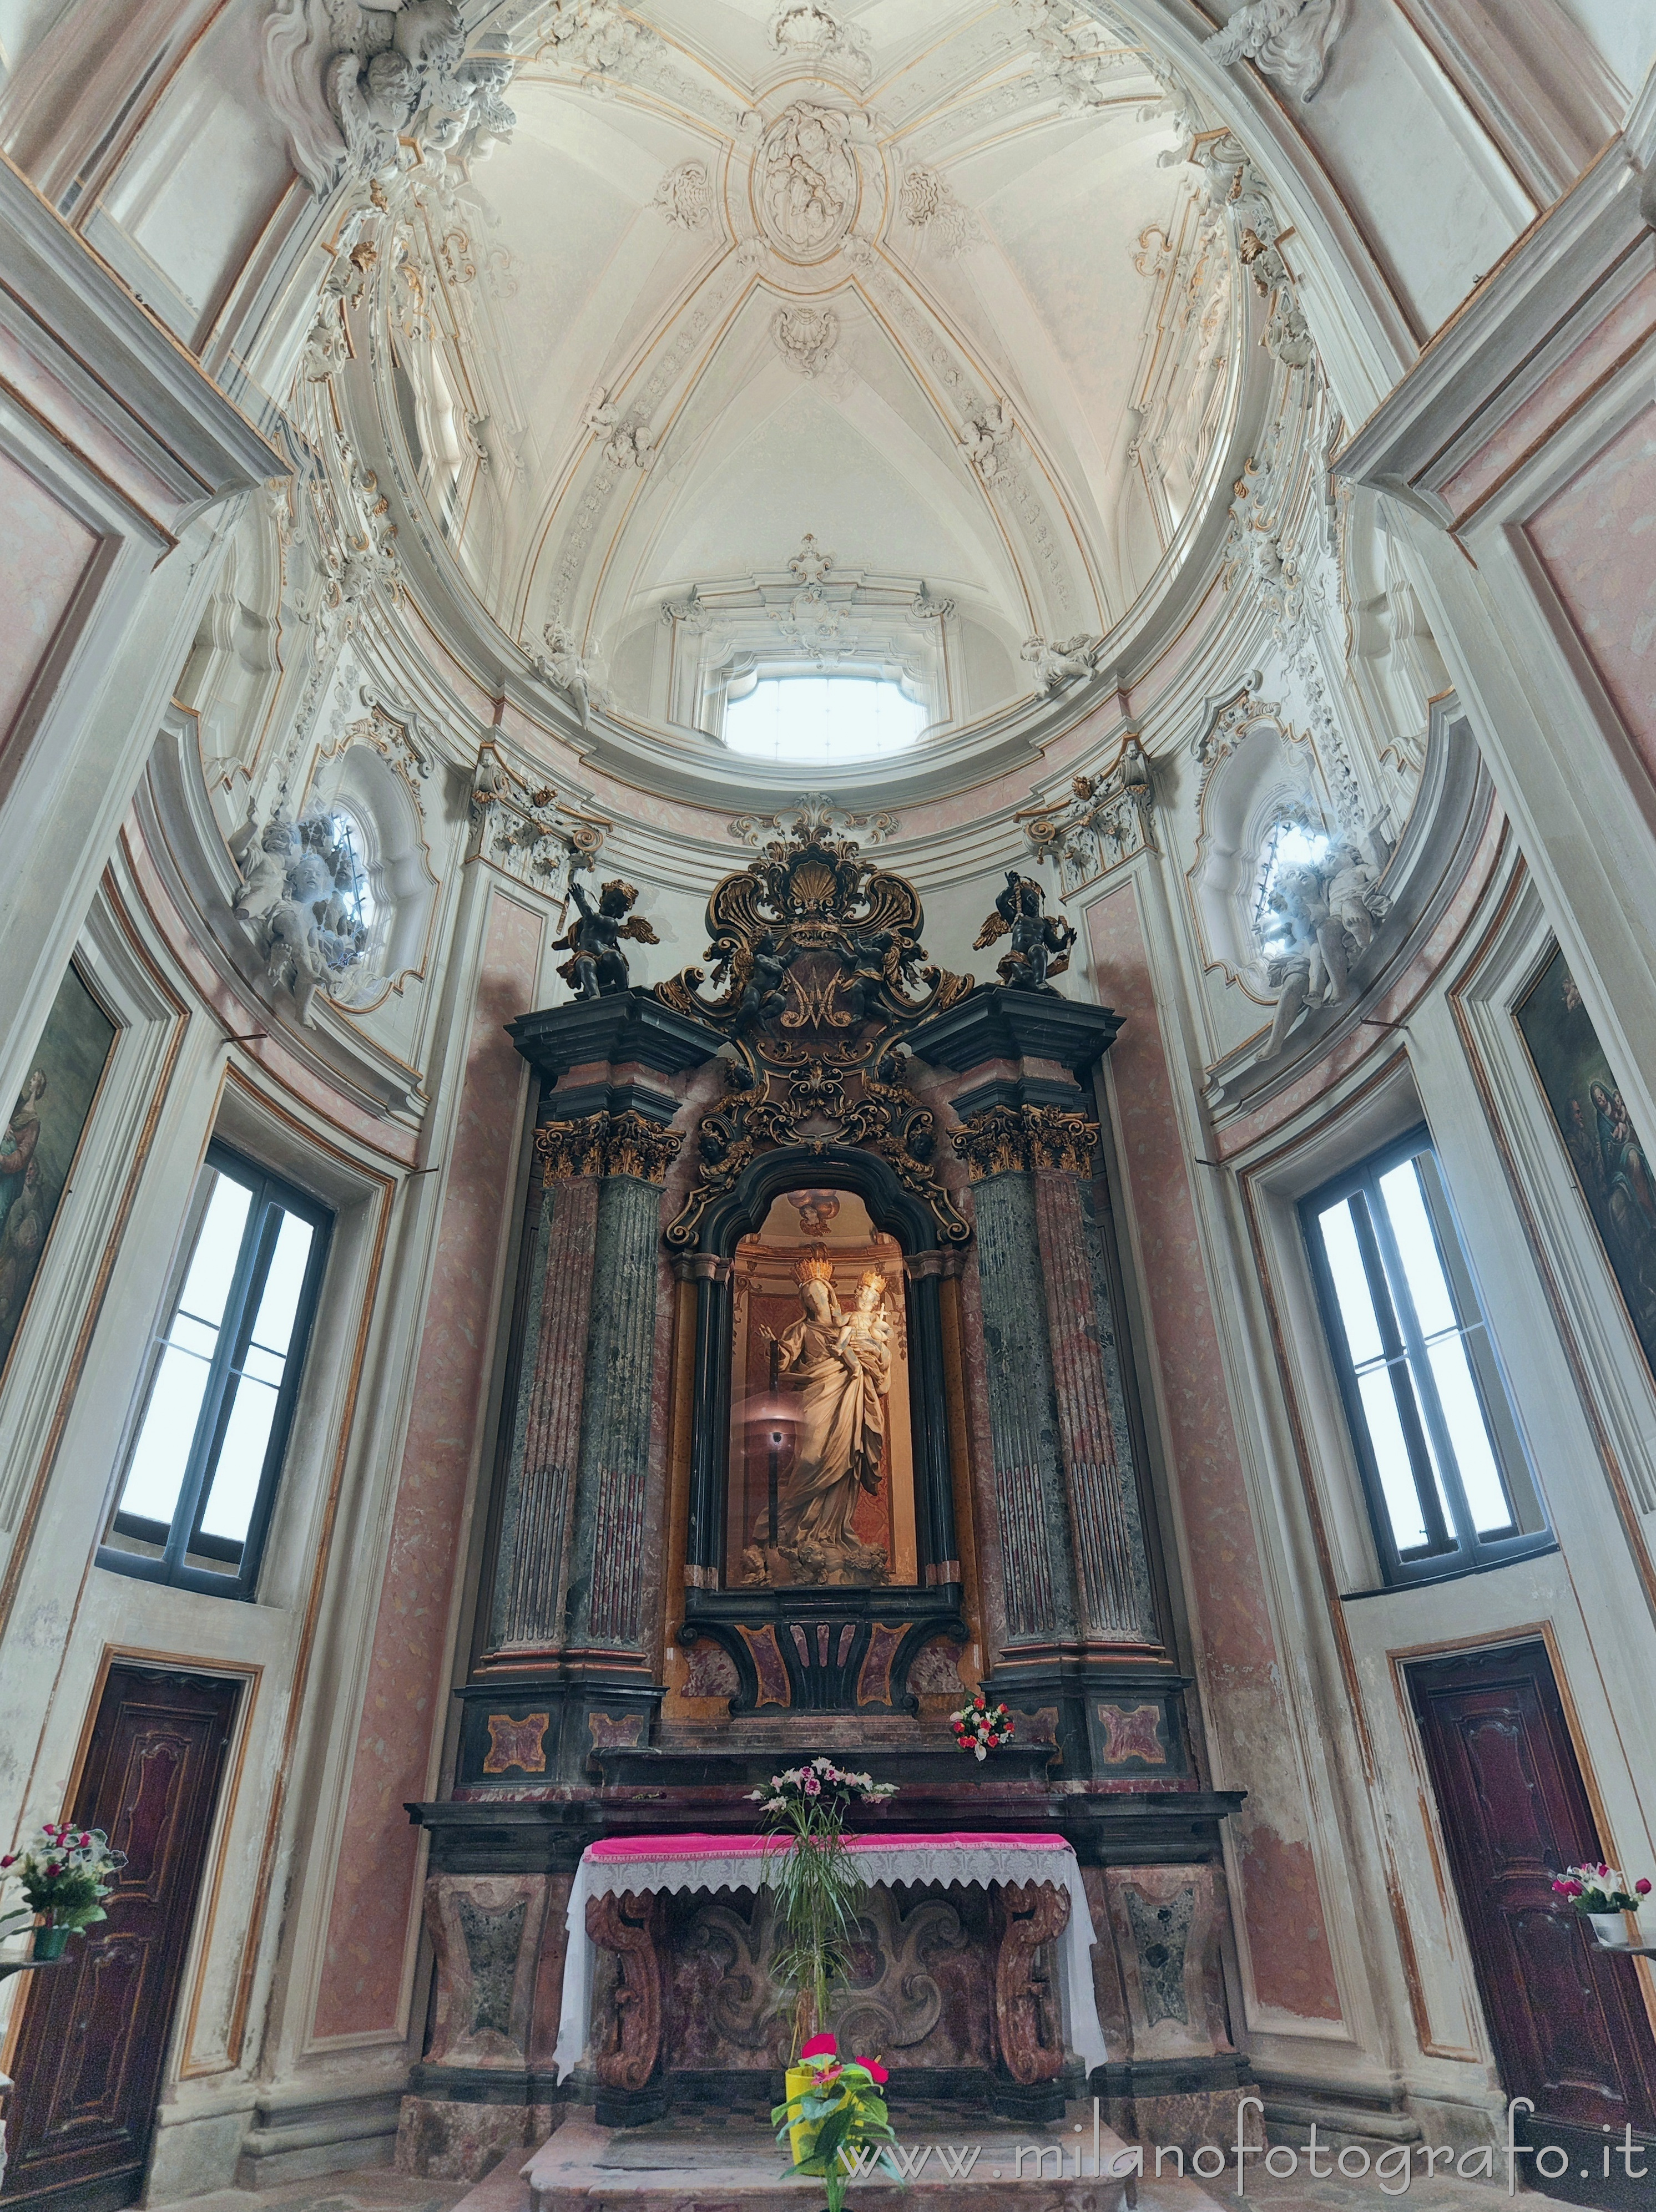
[118,1345,214,1522]
[1427,1334,1513,1533]
[250,1211,314,1355]
[171,1313,218,1361]
[178,1173,252,1324]
[723,676,928,763]
[1378,1159,1457,1337]
[1356,1366,1429,1552]
[199,1374,280,1543]
[1318,1198,1385,1365]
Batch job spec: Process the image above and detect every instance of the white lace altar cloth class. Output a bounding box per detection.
[553,1830,1107,2080]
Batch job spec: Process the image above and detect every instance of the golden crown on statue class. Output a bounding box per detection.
[794,1253,836,1284]
[859,1269,887,1298]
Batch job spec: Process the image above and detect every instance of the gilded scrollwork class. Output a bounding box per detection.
[951,1102,1098,1181]
[536,1110,682,1185]
[654,826,972,1246]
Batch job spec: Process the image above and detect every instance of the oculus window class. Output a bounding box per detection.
[723,675,928,763]
[1302,1129,1548,1585]
[101,1143,331,1600]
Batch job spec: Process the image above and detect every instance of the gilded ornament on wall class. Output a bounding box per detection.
[654,826,973,1246]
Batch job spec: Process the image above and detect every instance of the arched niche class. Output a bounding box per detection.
[1186,694,1326,998]
[679,1141,965,1719]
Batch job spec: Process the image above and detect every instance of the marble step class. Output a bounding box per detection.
[453,2112,1230,2212]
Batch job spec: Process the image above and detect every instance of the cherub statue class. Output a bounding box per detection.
[233,809,298,924]
[836,929,896,1025]
[974,869,1077,994]
[1021,635,1099,692]
[734,929,799,1031]
[554,862,659,999]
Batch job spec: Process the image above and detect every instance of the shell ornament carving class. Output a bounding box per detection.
[654,818,974,1246]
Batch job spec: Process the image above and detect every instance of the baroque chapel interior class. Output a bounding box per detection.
[3,3,1656,2210]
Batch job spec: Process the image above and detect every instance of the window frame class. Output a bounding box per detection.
[100,1141,332,1601]
[1300,1125,1551,1588]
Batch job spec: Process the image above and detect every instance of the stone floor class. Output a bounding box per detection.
[1212,2173,1575,2212]
[146,2175,472,2212]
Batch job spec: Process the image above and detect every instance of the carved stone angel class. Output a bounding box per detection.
[974,870,1077,994]
[555,863,659,999]
[1021,635,1099,693]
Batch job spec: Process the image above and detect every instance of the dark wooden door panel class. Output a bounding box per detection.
[2,1666,239,2209]
[1409,1638,1656,2207]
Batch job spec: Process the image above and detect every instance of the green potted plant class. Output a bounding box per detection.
[749,1759,897,2058]
[1,1820,124,1959]
[773,2034,901,2212]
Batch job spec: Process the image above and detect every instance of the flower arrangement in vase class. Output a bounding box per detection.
[1552,1862,1652,1948]
[749,1759,897,2056]
[1,1820,125,1959]
[950,1689,1014,1761]
[773,2032,900,2211]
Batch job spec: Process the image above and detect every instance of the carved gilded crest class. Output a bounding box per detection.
[654,823,973,1246]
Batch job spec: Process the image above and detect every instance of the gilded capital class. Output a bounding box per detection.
[536,1110,682,1186]
[951,1101,1098,1181]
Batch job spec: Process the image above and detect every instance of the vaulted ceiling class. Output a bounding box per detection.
[412,0,1238,722]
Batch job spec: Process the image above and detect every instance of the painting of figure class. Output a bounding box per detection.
[0,962,118,1380]
[1516,945,1656,1380]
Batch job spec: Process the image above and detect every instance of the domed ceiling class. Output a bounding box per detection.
[378,0,1242,748]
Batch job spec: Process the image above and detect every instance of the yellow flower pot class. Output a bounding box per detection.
[785,2064,822,2167]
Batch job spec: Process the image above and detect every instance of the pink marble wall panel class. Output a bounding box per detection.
[1089,882,1341,2020]
[1442,270,1656,522]
[312,890,543,2040]
[0,447,98,747]
[1527,402,1656,786]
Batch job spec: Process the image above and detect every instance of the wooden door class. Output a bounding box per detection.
[1409,1638,1656,2207]
[2,1665,240,2210]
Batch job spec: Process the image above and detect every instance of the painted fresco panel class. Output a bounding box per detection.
[0,960,118,1381]
[1516,942,1656,1382]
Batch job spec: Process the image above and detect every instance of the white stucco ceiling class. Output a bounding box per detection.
[409,0,1234,723]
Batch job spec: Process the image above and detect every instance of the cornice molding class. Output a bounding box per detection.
[0,152,285,523]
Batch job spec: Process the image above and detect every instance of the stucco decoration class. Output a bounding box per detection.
[768,1,873,84]
[1204,0,1347,104]
[1018,738,1156,893]
[537,623,610,728]
[1021,634,1100,693]
[263,0,516,193]
[467,740,610,894]
[229,802,372,1025]
[654,159,715,230]
[728,794,900,849]
[1256,825,1393,1058]
[897,166,982,258]
[771,302,840,378]
[755,103,859,261]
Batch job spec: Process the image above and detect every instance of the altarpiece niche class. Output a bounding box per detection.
[729,1190,917,1591]
[654,815,976,1712]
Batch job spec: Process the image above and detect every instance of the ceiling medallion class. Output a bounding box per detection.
[754,102,860,262]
